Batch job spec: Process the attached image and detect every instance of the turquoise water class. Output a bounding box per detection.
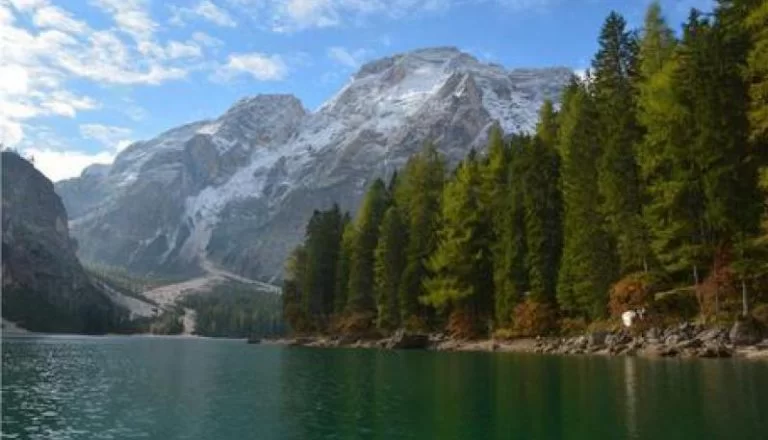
[2,335,767,439]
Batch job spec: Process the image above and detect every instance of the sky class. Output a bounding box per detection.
[0,0,714,182]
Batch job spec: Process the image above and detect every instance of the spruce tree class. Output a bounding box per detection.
[301,206,344,324]
[374,206,407,330]
[395,143,445,325]
[423,155,494,332]
[334,215,355,314]
[347,179,388,314]
[557,79,616,319]
[592,11,648,275]
[524,104,563,303]
[745,1,768,141]
[494,135,530,327]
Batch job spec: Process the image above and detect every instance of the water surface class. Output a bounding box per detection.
[2,335,767,439]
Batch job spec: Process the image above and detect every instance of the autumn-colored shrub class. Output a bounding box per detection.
[608,272,656,317]
[695,247,743,320]
[511,300,557,337]
[447,308,479,339]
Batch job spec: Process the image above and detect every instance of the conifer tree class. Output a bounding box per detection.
[524,104,563,303]
[374,206,407,330]
[557,80,616,319]
[334,215,355,314]
[423,155,494,332]
[592,11,647,275]
[494,135,530,327]
[745,1,768,141]
[301,205,344,323]
[347,179,388,314]
[395,143,445,324]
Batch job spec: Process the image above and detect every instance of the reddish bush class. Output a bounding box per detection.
[447,308,478,339]
[608,272,653,317]
[511,300,557,336]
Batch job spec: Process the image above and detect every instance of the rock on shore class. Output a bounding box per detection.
[262,320,768,360]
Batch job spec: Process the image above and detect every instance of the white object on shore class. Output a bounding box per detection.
[622,308,646,328]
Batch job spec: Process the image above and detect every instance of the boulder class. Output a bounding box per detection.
[588,331,609,347]
[386,329,430,350]
[698,343,732,358]
[729,319,763,346]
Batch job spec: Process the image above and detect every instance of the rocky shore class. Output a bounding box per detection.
[262,320,768,360]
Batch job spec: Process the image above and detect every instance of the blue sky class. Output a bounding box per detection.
[0,0,713,181]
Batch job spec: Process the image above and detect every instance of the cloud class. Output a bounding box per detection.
[21,146,117,181]
[79,123,132,149]
[90,0,156,41]
[231,0,452,32]
[229,0,553,32]
[171,1,236,27]
[32,4,88,34]
[213,53,288,81]
[1,0,209,146]
[327,46,368,69]
[191,31,223,47]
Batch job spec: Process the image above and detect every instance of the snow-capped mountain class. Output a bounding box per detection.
[56,47,572,283]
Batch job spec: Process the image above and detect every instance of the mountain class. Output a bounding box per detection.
[2,151,125,333]
[56,47,572,283]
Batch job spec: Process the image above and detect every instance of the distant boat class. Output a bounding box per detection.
[246,337,261,344]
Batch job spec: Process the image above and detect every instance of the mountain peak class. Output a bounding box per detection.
[225,94,305,115]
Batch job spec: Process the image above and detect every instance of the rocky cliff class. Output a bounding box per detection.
[56,47,573,283]
[2,151,123,333]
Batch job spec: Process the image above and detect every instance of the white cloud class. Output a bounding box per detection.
[192,31,223,47]
[21,146,116,181]
[230,0,552,32]
[90,0,156,41]
[167,40,203,59]
[214,52,288,81]
[32,5,88,34]
[171,1,236,27]
[79,123,132,149]
[327,46,368,69]
[0,0,208,146]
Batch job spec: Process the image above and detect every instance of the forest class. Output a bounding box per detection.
[282,0,768,338]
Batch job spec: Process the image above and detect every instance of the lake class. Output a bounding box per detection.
[2,335,767,439]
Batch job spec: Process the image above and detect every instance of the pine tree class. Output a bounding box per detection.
[283,246,308,332]
[347,179,388,315]
[300,206,344,326]
[423,155,494,333]
[745,0,768,141]
[557,79,616,319]
[395,143,445,325]
[524,103,563,303]
[374,206,407,330]
[592,11,648,275]
[494,135,530,327]
[334,214,355,314]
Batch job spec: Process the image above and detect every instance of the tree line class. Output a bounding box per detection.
[283,0,768,337]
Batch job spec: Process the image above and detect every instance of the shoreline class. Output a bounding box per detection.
[262,323,768,361]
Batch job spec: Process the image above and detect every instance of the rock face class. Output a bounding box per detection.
[729,319,763,346]
[57,47,572,282]
[2,152,124,333]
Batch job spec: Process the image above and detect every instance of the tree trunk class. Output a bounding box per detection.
[742,278,749,317]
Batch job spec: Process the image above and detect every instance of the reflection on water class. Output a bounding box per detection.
[3,336,768,440]
[624,356,638,439]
